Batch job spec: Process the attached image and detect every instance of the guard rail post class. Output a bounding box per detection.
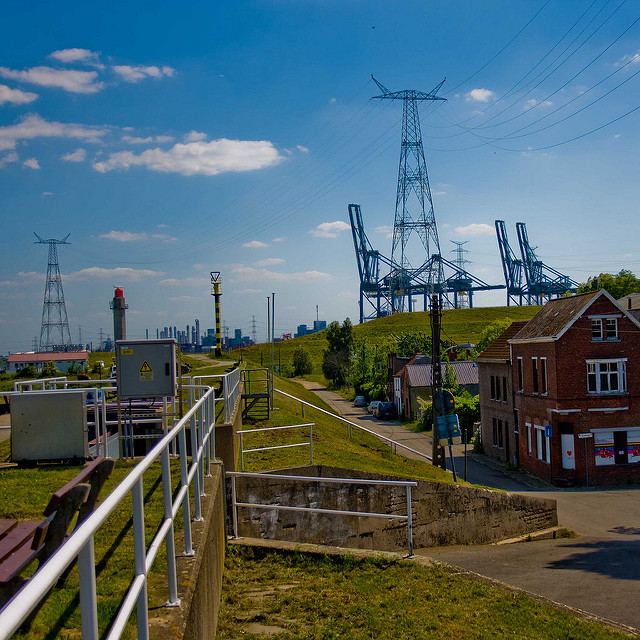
[131,477,149,639]
[161,447,180,605]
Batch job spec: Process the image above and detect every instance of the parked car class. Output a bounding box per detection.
[375,402,396,420]
[368,400,381,415]
[353,396,367,407]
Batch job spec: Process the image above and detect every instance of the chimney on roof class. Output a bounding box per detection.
[629,297,632,310]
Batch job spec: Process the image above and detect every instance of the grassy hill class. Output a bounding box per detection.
[241,305,540,373]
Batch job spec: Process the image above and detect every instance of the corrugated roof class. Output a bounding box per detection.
[511,291,599,341]
[405,360,479,388]
[477,321,529,361]
[8,351,89,363]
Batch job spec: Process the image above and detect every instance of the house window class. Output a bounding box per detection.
[495,376,501,402]
[502,376,507,402]
[493,418,504,448]
[517,357,523,392]
[587,359,627,394]
[526,422,532,456]
[540,358,547,395]
[591,317,618,341]
[490,375,495,400]
[532,358,539,394]
[535,425,550,464]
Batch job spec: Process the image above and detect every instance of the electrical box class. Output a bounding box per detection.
[11,391,88,462]
[115,339,177,399]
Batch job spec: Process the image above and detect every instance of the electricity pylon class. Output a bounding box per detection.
[35,233,73,352]
[371,75,446,304]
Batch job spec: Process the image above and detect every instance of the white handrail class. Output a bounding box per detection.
[274,388,432,462]
[238,423,314,471]
[0,377,225,640]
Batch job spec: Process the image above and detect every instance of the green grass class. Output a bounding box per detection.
[241,305,539,377]
[240,376,452,483]
[0,448,184,639]
[217,546,628,640]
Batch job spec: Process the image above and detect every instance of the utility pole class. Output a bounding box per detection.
[251,315,257,344]
[430,294,445,469]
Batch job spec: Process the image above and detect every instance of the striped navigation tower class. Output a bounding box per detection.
[210,272,223,356]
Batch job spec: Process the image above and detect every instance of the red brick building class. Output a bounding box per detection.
[477,321,528,466]
[510,290,640,486]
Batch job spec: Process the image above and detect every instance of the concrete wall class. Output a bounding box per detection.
[231,465,557,552]
[149,463,226,640]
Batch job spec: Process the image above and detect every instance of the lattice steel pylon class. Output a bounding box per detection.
[35,233,73,352]
[372,75,446,307]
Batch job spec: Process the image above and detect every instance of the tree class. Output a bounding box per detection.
[17,365,38,379]
[471,318,513,358]
[577,270,640,300]
[292,347,313,376]
[322,318,353,387]
[41,361,60,378]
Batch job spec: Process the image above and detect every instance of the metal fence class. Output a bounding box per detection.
[274,388,432,462]
[0,382,222,640]
[239,423,314,471]
[191,366,241,423]
[228,471,417,556]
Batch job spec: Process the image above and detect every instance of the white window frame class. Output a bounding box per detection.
[534,424,550,464]
[526,422,532,456]
[586,358,627,395]
[540,357,548,396]
[517,357,524,393]
[532,357,539,395]
[590,315,619,342]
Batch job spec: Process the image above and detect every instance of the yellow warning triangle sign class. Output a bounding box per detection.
[140,360,153,373]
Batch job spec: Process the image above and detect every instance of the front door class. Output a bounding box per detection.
[614,431,628,465]
[561,433,575,470]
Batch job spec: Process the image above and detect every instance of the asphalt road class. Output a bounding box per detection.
[294,381,640,632]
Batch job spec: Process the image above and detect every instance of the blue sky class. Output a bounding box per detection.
[1,0,639,353]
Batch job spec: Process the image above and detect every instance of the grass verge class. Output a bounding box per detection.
[217,545,628,640]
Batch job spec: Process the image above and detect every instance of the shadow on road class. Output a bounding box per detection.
[546,540,640,580]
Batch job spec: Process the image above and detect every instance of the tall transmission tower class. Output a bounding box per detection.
[250,316,257,344]
[372,75,446,304]
[35,233,73,352]
[450,241,470,309]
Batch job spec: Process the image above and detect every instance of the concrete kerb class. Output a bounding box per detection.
[467,452,552,490]
[229,537,639,637]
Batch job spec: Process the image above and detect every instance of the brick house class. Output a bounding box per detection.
[477,321,528,466]
[7,351,89,374]
[510,290,640,486]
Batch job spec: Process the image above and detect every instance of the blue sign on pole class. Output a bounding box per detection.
[545,424,552,438]
[436,414,462,445]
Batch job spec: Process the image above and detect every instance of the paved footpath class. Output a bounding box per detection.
[292,380,640,632]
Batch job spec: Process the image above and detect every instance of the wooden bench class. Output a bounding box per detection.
[0,457,115,593]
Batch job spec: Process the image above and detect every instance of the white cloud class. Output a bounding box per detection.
[272,236,286,243]
[0,84,38,106]
[243,240,268,248]
[159,276,209,287]
[42,191,54,196]
[296,145,309,153]
[230,265,331,283]
[525,98,552,109]
[433,190,447,196]
[453,223,494,236]
[100,230,177,243]
[616,50,640,66]
[0,114,107,152]
[236,288,262,295]
[184,131,207,142]
[49,48,101,65]
[255,258,285,267]
[0,152,19,169]
[329,97,336,104]
[309,221,351,238]
[23,157,40,169]
[65,267,163,282]
[112,65,175,83]
[121,135,174,144]
[0,66,103,94]
[464,88,496,103]
[169,295,201,302]
[92,138,283,176]
[61,148,86,162]
[375,225,393,239]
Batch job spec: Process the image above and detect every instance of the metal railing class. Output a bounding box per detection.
[13,376,68,391]
[274,388,432,462]
[191,366,241,423]
[239,423,314,471]
[228,471,417,556]
[0,383,220,640]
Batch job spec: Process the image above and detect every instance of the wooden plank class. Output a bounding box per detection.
[0,521,39,563]
[43,457,104,516]
[0,520,17,541]
[0,544,39,584]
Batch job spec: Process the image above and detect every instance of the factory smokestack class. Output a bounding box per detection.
[110,287,128,341]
